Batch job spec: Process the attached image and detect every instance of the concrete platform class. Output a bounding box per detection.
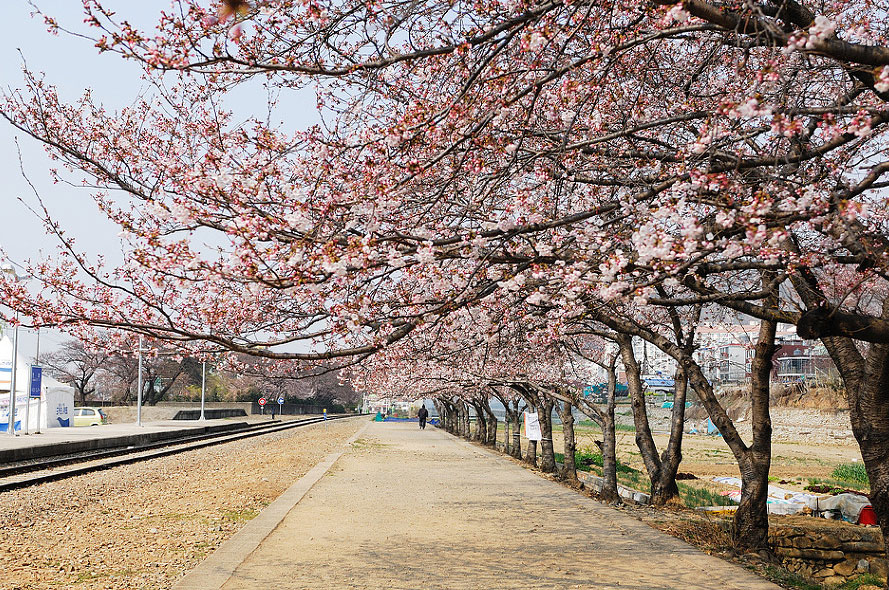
[174,422,781,590]
[0,417,289,463]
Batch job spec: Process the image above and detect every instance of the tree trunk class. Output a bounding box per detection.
[651,368,689,506]
[537,398,556,473]
[791,265,889,561]
[473,403,487,442]
[464,402,472,438]
[511,401,523,459]
[601,364,620,502]
[556,399,577,482]
[617,334,672,501]
[501,404,512,454]
[732,317,777,551]
[523,404,537,466]
[482,400,498,447]
[446,401,458,433]
[433,400,444,426]
[457,402,469,438]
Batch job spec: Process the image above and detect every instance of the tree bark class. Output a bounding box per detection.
[501,402,512,455]
[556,399,577,482]
[483,400,498,447]
[473,402,487,443]
[653,367,689,506]
[573,356,620,502]
[732,317,777,550]
[790,266,889,562]
[617,333,677,503]
[537,397,557,473]
[600,364,620,502]
[511,400,523,459]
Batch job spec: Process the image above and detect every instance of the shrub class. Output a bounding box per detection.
[831,463,870,487]
[573,449,639,473]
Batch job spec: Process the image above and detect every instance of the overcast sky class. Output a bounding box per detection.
[1,2,319,357]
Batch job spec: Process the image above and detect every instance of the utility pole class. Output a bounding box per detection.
[136,335,144,427]
[199,360,206,421]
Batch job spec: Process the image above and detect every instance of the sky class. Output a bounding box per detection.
[0,1,320,358]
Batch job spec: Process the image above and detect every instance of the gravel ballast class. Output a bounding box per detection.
[0,417,367,590]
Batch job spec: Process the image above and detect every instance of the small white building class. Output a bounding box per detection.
[0,335,74,431]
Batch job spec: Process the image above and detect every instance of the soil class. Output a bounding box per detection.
[564,405,863,485]
[0,417,366,590]
[217,422,781,590]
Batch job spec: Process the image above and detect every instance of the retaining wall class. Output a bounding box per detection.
[770,523,887,585]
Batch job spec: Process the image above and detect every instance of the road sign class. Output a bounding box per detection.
[277,397,284,405]
[29,366,43,398]
[258,397,267,406]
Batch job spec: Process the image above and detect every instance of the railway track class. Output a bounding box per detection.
[0,414,360,492]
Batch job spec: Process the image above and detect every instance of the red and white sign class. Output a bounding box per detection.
[258,398,267,406]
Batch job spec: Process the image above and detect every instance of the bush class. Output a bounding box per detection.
[677,483,737,508]
[831,463,870,487]
[567,449,638,474]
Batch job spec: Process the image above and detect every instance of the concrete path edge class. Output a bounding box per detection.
[173,418,371,590]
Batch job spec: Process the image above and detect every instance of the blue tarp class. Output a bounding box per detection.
[583,383,629,397]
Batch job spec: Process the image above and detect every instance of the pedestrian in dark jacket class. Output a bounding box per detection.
[417,406,429,430]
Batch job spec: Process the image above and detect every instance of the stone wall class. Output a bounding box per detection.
[102,402,253,423]
[770,523,886,585]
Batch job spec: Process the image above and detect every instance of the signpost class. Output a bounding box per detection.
[28,366,42,435]
[258,397,267,415]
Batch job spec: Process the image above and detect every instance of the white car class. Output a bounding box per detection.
[72,407,108,426]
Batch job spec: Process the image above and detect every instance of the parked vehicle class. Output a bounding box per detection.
[72,407,108,427]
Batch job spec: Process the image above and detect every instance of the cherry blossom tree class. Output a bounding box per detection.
[6,0,889,557]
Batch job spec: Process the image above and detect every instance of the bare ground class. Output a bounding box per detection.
[0,417,367,590]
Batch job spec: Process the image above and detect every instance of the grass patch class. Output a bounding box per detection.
[677,483,736,509]
[574,420,636,432]
[74,571,109,583]
[806,477,869,494]
[831,463,869,487]
[220,508,259,523]
[555,449,639,474]
[617,469,647,492]
[834,574,888,589]
[760,565,823,590]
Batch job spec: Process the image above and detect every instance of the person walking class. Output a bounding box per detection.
[417,405,429,430]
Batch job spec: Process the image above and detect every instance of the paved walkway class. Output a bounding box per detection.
[176,421,780,590]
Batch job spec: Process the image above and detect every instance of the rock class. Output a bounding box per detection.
[778,547,845,560]
[812,533,842,550]
[833,559,857,577]
[822,575,846,585]
[843,541,884,553]
[869,558,888,581]
[857,559,870,572]
[813,567,835,579]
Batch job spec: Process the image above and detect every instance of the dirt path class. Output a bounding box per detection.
[219,422,781,590]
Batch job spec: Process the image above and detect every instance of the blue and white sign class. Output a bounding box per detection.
[29,365,42,398]
[277,397,285,405]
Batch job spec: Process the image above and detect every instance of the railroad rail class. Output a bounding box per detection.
[0,414,360,492]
